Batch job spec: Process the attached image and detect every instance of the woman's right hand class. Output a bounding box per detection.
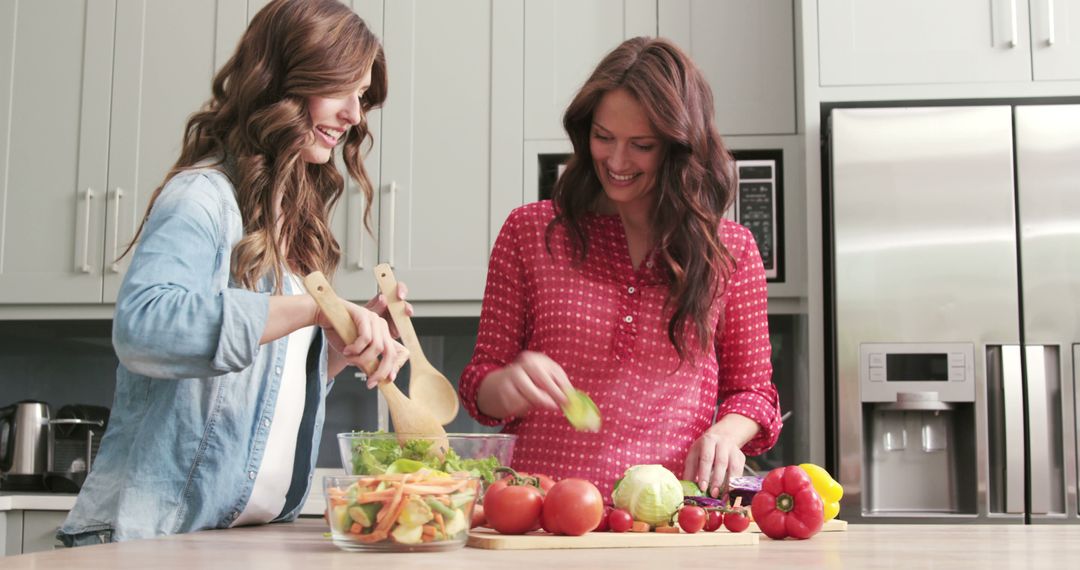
[476,351,573,418]
[316,299,404,386]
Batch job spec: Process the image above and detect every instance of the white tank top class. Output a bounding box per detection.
[232,274,315,527]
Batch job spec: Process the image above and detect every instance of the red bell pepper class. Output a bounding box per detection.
[750,466,824,540]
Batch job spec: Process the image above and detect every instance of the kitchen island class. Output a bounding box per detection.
[5,518,1080,569]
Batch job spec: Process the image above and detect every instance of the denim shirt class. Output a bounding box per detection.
[58,168,331,544]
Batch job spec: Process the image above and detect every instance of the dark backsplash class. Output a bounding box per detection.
[0,315,805,470]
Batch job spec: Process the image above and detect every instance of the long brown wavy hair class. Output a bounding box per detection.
[122,0,387,292]
[548,37,737,362]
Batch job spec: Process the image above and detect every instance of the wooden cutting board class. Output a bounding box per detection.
[467,529,758,550]
[749,519,848,533]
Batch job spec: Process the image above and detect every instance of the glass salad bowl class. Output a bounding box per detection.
[324,473,482,552]
[336,432,516,485]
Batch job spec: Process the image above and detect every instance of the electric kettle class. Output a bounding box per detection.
[0,400,51,491]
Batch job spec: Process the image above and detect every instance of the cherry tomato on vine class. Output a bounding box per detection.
[677,506,707,534]
[724,509,750,533]
[594,506,613,532]
[703,509,724,532]
[484,485,544,535]
[608,508,634,533]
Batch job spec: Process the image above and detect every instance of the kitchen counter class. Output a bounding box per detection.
[5,518,1080,568]
[0,493,77,511]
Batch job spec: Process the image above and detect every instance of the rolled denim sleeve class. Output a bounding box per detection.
[113,173,269,380]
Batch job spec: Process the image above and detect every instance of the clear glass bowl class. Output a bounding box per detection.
[336,432,516,480]
[324,473,481,552]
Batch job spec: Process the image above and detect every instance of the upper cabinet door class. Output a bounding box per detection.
[659,0,795,135]
[524,0,657,140]
[104,0,244,302]
[1031,0,1080,80]
[818,0,1032,86]
[0,0,115,303]
[378,0,495,300]
[331,0,384,302]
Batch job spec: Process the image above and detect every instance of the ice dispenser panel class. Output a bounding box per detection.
[860,343,978,515]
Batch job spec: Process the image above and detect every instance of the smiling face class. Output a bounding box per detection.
[589,88,664,210]
[301,66,373,164]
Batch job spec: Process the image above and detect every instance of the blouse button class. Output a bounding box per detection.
[624,315,633,324]
[627,286,636,294]
[645,261,653,268]
[248,471,256,480]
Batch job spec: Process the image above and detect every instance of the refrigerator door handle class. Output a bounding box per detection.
[999,345,1026,514]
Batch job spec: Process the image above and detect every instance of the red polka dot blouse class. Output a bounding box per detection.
[460,201,781,497]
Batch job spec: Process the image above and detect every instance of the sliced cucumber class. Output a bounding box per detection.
[390,523,424,545]
[348,503,380,528]
[561,388,602,432]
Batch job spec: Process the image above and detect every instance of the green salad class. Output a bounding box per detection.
[347,432,503,484]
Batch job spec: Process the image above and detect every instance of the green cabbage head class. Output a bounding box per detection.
[611,464,684,526]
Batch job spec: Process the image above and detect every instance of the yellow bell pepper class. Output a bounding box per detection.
[798,463,843,522]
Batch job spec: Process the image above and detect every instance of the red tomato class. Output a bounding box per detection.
[677,506,707,534]
[594,506,613,532]
[724,509,750,533]
[608,509,633,533]
[485,472,556,501]
[470,504,486,529]
[485,485,544,535]
[704,509,724,532]
[539,478,605,536]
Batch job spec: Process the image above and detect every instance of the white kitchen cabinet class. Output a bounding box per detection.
[1031,0,1080,80]
[103,0,247,302]
[0,0,245,304]
[334,0,524,302]
[0,0,115,303]
[524,0,657,141]
[659,0,796,135]
[0,509,67,555]
[818,0,1080,85]
[817,0,1040,86]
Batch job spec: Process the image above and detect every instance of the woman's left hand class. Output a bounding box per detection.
[364,282,413,338]
[683,414,760,498]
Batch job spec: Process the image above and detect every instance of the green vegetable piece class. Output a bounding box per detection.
[561,388,602,432]
[385,458,431,475]
[449,492,475,510]
[390,523,424,545]
[331,504,352,532]
[348,503,380,528]
[442,510,469,539]
[425,497,457,519]
[680,479,705,497]
[397,497,434,528]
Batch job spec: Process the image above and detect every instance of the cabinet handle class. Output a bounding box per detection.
[109,187,124,273]
[1047,0,1056,46]
[1008,0,1018,48]
[78,188,94,273]
[385,181,397,268]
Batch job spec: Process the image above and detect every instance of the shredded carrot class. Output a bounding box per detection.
[358,489,398,504]
[354,529,388,543]
[374,486,408,534]
[349,522,363,535]
[434,512,446,538]
[400,482,466,495]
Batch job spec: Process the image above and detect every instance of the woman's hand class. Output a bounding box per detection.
[683,414,760,498]
[363,282,413,338]
[476,351,573,419]
[317,300,403,387]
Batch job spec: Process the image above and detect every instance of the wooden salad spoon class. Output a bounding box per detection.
[374,264,460,426]
[304,271,448,453]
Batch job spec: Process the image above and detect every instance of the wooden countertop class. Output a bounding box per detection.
[6,518,1080,569]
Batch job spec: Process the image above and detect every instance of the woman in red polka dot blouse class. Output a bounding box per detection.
[460,37,781,501]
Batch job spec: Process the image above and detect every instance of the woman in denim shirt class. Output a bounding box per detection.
[59,0,404,544]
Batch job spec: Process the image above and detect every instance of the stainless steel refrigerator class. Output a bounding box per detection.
[827,104,1080,523]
